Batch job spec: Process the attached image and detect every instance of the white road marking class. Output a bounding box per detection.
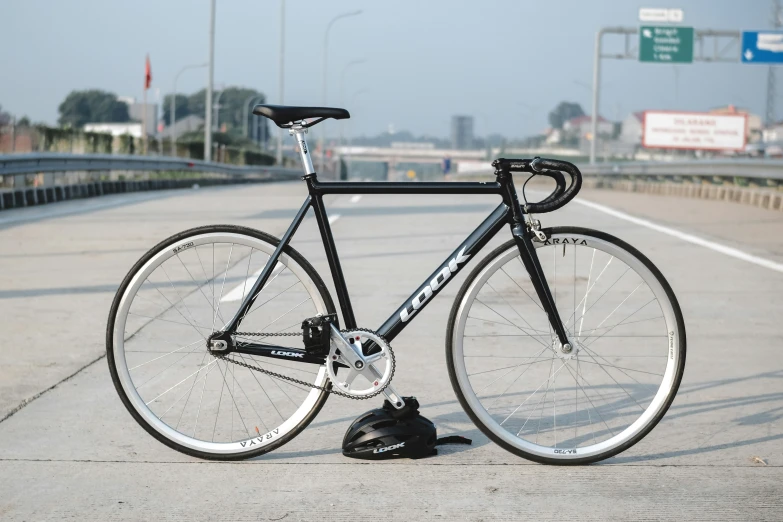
[575,198,783,274]
[350,195,362,204]
[328,214,341,224]
[221,262,285,302]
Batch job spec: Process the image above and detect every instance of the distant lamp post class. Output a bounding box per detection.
[170,62,207,156]
[319,9,363,172]
[339,58,366,148]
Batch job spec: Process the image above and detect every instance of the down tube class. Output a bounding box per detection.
[377,203,510,343]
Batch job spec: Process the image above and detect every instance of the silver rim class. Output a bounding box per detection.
[451,232,681,461]
[112,232,328,456]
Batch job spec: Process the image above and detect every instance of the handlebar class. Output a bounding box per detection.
[491,157,583,214]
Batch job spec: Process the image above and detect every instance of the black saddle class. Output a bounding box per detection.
[252,104,350,128]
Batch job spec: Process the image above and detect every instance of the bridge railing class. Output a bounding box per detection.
[0,153,301,211]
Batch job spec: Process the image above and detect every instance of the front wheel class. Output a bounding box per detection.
[446,227,686,464]
[107,225,336,460]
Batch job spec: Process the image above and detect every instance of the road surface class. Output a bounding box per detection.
[0,180,781,521]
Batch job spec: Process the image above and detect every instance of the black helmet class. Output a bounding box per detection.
[342,397,438,460]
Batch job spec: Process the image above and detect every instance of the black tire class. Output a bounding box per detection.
[446,227,686,465]
[107,224,336,460]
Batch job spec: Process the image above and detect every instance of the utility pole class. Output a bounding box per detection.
[204,0,216,161]
[277,0,285,165]
[767,0,782,126]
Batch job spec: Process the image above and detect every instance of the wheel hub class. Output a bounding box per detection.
[552,338,580,360]
[207,331,233,354]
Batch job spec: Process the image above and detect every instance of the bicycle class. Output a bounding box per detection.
[107,104,686,464]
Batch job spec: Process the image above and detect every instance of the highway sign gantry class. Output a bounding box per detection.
[639,25,694,63]
[741,30,783,64]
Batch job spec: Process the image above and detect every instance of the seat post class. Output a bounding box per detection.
[291,126,316,177]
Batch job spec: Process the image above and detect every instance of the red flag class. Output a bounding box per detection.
[144,55,152,90]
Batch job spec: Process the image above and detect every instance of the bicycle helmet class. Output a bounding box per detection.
[342,398,438,460]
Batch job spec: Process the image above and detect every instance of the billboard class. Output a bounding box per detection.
[642,111,747,151]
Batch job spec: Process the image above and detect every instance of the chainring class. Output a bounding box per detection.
[327,329,395,399]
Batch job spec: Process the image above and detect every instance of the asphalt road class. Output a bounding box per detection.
[0,180,781,521]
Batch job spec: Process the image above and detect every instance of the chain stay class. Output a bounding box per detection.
[217,328,394,401]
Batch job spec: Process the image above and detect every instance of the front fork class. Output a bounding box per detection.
[499,171,572,351]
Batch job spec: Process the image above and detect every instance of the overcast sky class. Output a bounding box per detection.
[0,0,774,139]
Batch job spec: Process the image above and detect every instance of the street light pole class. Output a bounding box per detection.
[171,63,207,156]
[276,0,285,165]
[204,0,216,162]
[339,58,366,148]
[319,9,362,173]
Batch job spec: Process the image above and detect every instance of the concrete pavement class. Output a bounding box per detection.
[0,180,781,520]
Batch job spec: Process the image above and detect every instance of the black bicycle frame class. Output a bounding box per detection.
[223,170,569,363]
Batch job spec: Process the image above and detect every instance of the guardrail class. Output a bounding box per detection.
[0,153,301,212]
[579,159,783,182]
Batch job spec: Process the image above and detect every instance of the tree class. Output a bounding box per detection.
[162,94,191,125]
[548,102,585,129]
[187,87,266,138]
[58,90,129,127]
[0,104,11,126]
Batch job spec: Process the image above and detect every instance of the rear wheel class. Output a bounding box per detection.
[107,225,336,460]
[446,227,686,464]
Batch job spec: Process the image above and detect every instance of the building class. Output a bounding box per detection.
[563,115,614,139]
[119,96,158,136]
[619,112,645,145]
[160,115,204,140]
[83,122,143,138]
[450,115,474,150]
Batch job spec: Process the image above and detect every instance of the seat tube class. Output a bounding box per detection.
[498,169,570,347]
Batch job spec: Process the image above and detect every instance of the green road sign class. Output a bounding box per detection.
[639,26,694,63]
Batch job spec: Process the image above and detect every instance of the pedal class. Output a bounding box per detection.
[301,313,338,355]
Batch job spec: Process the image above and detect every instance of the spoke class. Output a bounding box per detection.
[574,357,664,377]
[211,360,228,442]
[479,346,549,394]
[176,351,211,430]
[579,315,664,334]
[128,311,211,330]
[475,298,549,349]
[246,279,301,317]
[486,281,549,347]
[584,299,658,347]
[571,265,631,334]
[499,359,569,427]
[193,359,211,438]
[136,348,202,390]
[158,263,208,337]
[160,355,215,421]
[484,348,550,409]
[250,297,312,336]
[501,265,545,313]
[213,243,234,331]
[235,353,287,422]
[580,280,645,342]
[468,358,551,377]
[467,316,549,334]
[144,359,217,405]
[128,338,204,371]
[535,354,556,443]
[562,361,614,440]
[578,248,596,337]
[580,347,647,412]
[564,253,614,329]
[176,252,224,325]
[144,281,209,343]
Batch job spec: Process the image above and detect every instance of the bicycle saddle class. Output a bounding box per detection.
[252,104,350,128]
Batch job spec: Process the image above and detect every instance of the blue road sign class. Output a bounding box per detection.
[742,30,783,64]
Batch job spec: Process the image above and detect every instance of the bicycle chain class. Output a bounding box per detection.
[216,328,394,401]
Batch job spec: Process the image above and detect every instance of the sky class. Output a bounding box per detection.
[0,0,775,140]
